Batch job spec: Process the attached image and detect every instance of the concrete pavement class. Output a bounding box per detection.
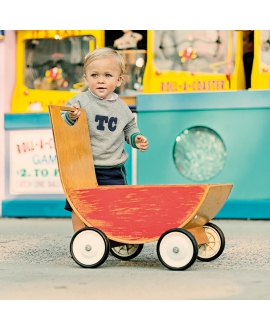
[1,217,270,300]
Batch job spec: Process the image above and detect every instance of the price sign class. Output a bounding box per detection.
[9,130,64,195]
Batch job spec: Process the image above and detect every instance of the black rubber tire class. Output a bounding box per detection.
[157,228,198,271]
[70,227,109,268]
[110,244,144,260]
[197,222,225,262]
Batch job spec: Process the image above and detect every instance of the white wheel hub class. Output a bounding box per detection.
[198,226,221,259]
[112,244,139,257]
[72,230,106,266]
[159,232,194,268]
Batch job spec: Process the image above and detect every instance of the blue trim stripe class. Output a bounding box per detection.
[4,114,52,130]
[137,90,270,112]
[216,200,270,219]
[2,200,71,218]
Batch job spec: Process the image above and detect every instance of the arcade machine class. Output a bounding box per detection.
[142,30,245,93]
[11,30,103,113]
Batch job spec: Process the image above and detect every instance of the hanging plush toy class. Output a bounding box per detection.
[45,66,63,82]
[45,63,68,89]
[179,47,197,63]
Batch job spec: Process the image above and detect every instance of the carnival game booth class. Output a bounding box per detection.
[4,30,104,217]
[2,30,134,217]
[3,30,269,218]
[142,30,245,93]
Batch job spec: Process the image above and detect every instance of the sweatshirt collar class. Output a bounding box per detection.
[88,89,118,101]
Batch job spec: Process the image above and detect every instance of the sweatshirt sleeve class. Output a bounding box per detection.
[123,107,141,148]
[60,97,81,126]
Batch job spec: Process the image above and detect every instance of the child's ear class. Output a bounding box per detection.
[116,75,123,87]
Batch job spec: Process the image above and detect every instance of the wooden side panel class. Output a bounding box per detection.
[48,105,98,192]
[183,184,233,229]
[68,185,206,243]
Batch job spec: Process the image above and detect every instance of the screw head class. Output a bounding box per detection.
[173,247,179,253]
[85,244,91,252]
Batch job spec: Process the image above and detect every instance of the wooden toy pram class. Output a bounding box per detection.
[49,105,233,271]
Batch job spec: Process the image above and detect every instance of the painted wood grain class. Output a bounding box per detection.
[67,183,232,243]
[68,185,205,243]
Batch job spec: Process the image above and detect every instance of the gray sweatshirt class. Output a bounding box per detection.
[61,90,141,167]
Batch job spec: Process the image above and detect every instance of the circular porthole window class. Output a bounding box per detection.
[173,126,227,182]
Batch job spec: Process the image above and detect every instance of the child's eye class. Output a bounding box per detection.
[105,74,112,77]
[91,74,98,77]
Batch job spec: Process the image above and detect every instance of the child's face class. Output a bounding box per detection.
[84,57,123,99]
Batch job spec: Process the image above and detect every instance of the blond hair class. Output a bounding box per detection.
[84,47,129,83]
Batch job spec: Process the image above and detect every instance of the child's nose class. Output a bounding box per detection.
[98,76,105,83]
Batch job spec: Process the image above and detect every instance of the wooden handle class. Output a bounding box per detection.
[48,105,98,191]
[49,105,84,112]
[53,106,82,112]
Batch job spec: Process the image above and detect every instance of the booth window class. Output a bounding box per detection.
[24,35,96,91]
[154,30,235,75]
[261,30,270,65]
[105,30,147,95]
[173,126,227,182]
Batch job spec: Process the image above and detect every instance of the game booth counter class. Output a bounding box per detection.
[2,29,270,218]
[1,30,135,217]
[2,112,134,217]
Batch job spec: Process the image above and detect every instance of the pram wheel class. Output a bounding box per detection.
[110,244,144,260]
[70,227,109,268]
[197,222,225,262]
[157,228,198,271]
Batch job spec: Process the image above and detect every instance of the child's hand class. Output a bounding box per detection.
[68,103,81,121]
[135,135,148,152]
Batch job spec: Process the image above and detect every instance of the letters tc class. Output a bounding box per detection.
[95,115,118,132]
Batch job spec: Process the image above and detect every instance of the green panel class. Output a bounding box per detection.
[136,91,270,218]
[137,108,270,200]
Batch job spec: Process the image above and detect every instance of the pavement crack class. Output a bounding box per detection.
[0,240,19,243]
